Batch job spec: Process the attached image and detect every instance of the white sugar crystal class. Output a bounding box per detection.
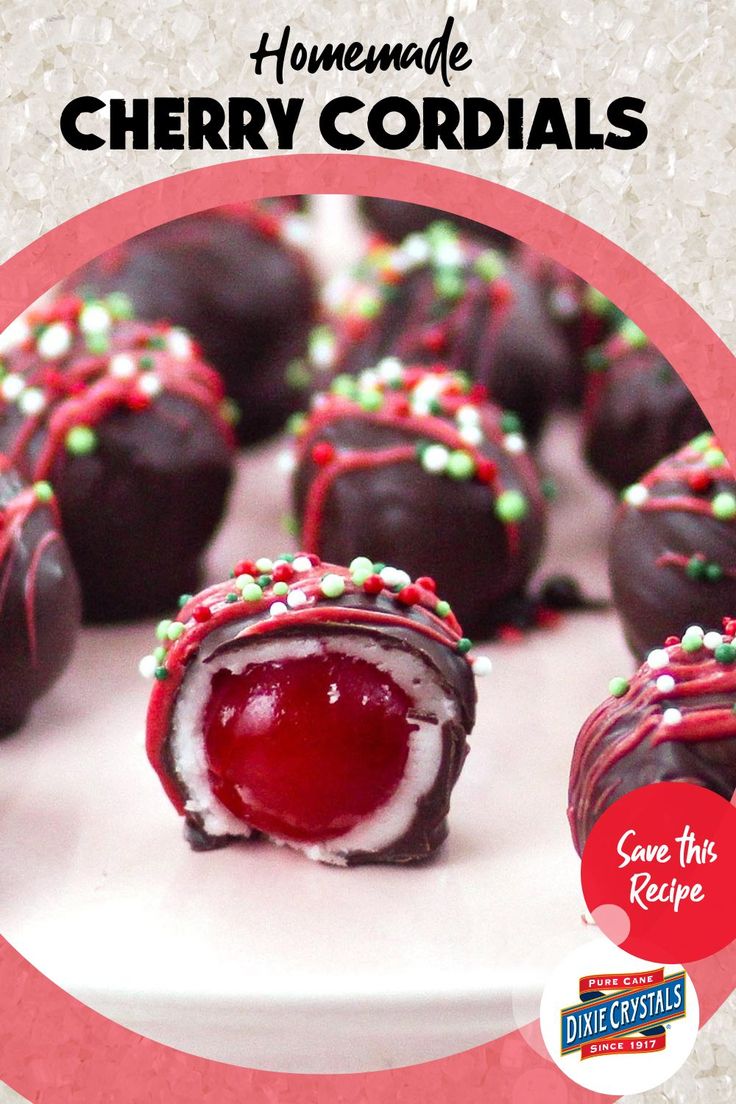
[18,387,46,415]
[37,321,71,359]
[1,373,25,401]
[138,374,162,397]
[459,423,483,446]
[79,303,111,334]
[109,353,137,379]
[166,328,193,359]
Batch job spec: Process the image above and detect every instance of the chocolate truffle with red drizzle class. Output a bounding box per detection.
[303,222,572,442]
[569,622,736,853]
[609,433,736,660]
[0,295,235,622]
[582,319,709,492]
[142,553,481,865]
[0,458,81,735]
[62,204,318,444]
[515,245,623,407]
[358,197,513,251]
[290,363,546,640]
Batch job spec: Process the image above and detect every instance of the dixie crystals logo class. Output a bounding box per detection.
[540,938,699,1094]
[561,967,686,1060]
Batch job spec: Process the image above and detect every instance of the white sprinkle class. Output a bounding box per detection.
[656,674,676,693]
[704,631,724,650]
[286,588,308,608]
[412,399,432,417]
[396,233,430,267]
[459,424,483,446]
[79,303,112,334]
[685,624,704,638]
[456,404,480,426]
[662,707,683,726]
[167,328,193,359]
[18,387,46,416]
[138,654,158,679]
[37,321,72,359]
[1,373,25,401]
[421,443,450,473]
[269,602,288,617]
[376,357,402,382]
[138,373,162,397]
[282,214,310,248]
[108,353,137,379]
[413,375,445,400]
[359,369,379,389]
[310,393,329,410]
[647,648,670,670]
[292,556,312,573]
[0,315,30,353]
[310,340,335,370]
[473,656,493,677]
[277,449,296,473]
[503,432,527,454]
[433,240,463,267]
[380,566,411,589]
[623,483,649,507]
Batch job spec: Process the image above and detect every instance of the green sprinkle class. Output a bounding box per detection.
[285,359,312,389]
[225,592,239,603]
[106,292,134,320]
[282,513,299,537]
[690,432,714,453]
[178,594,192,608]
[372,562,386,574]
[474,250,504,282]
[147,335,166,350]
[235,574,255,589]
[434,270,464,301]
[541,477,558,502]
[436,600,451,617]
[350,556,374,575]
[686,556,707,580]
[705,563,724,581]
[220,398,241,425]
[583,348,609,372]
[682,634,703,653]
[286,413,307,437]
[705,448,726,468]
[167,622,185,641]
[241,583,264,602]
[153,646,167,663]
[501,412,522,434]
[320,573,346,599]
[583,287,611,316]
[255,557,273,573]
[609,676,630,698]
[280,552,295,563]
[446,450,475,480]
[457,637,473,654]
[139,355,154,371]
[155,619,172,641]
[496,489,529,523]
[257,574,272,588]
[358,388,383,413]
[330,374,357,399]
[715,643,736,664]
[620,319,647,348]
[154,666,169,681]
[65,425,98,456]
[272,581,289,596]
[357,294,381,319]
[712,492,736,521]
[33,480,54,503]
[85,332,110,355]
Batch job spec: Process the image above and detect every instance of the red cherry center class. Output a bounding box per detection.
[203,651,415,843]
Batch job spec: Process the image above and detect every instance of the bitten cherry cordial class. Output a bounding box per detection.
[0,457,81,735]
[610,434,736,660]
[62,204,319,444]
[0,295,235,622]
[299,222,572,442]
[582,319,709,492]
[569,622,736,853]
[142,554,484,866]
[290,362,547,640]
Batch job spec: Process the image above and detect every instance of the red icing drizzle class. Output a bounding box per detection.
[568,638,736,853]
[145,558,468,817]
[0,304,234,480]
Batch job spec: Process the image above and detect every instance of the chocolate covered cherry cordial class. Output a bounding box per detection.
[291,363,546,640]
[610,434,736,660]
[358,196,513,251]
[0,296,235,621]
[0,458,81,735]
[583,320,709,492]
[302,222,572,442]
[142,555,482,865]
[568,623,736,853]
[62,204,318,444]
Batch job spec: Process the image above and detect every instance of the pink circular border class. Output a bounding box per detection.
[1,154,734,1103]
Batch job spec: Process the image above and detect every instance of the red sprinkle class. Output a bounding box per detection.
[397,584,421,606]
[476,458,498,484]
[311,442,336,466]
[421,326,447,354]
[535,607,562,629]
[127,392,151,411]
[499,625,524,644]
[363,574,384,594]
[415,576,437,593]
[688,470,713,493]
[469,383,488,403]
[234,560,256,577]
[665,635,680,647]
[193,605,212,623]
[490,279,514,308]
[272,563,295,583]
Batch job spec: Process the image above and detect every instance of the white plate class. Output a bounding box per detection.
[0,418,631,1073]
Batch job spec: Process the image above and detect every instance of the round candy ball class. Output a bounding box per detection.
[609,433,736,660]
[0,295,236,622]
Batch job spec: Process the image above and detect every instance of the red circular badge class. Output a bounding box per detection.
[581,782,736,963]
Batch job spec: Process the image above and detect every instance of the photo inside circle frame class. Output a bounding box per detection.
[0,154,735,1104]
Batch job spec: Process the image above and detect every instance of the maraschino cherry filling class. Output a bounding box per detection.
[203,651,416,843]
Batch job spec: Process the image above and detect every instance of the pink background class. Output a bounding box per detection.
[0,154,734,1102]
